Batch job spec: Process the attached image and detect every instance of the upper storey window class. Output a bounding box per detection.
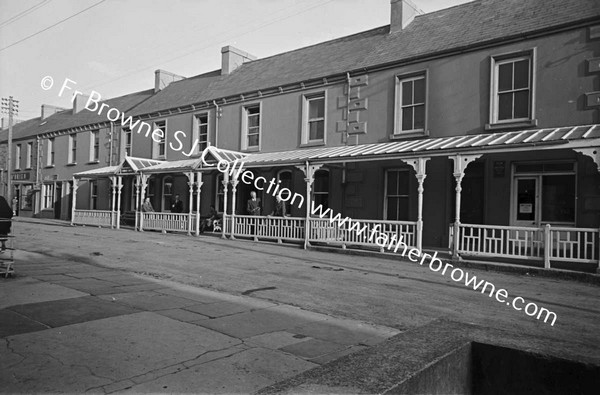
[152,120,167,159]
[394,71,427,137]
[242,104,261,151]
[302,92,326,145]
[489,50,536,129]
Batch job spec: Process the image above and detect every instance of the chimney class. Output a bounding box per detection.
[154,69,185,93]
[221,46,256,75]
[390,0,422,33]
[41,104,67,120]
[73,94,90,114]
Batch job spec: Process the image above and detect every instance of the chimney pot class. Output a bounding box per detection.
[221,46,256,75]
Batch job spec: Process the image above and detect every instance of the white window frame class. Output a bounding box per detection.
[192,112,210,155]
[89,130,99,162]
[394,70,428,136]
[122,127,132,157]
[46,138,55,166]
[383,168,411,221]
[311,169,329,211]
[152,120,167,160]
[14,144,21,170]
[26,142,32,169]
[42,183,55,209]
[241,103,261,151]
[162,176,173,212]
[68,133,77,164]
[301,91,327,145]
[489,49,536,126]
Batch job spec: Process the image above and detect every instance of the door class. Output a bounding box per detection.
[54,183,62,219]
[513,177,538,226]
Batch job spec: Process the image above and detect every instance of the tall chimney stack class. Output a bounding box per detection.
[221,46,256,75]
[390,0,422,33]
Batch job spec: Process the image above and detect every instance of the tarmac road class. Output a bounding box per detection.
[12,218,600,363]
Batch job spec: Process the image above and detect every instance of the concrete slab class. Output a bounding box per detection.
[123,347,318,394]
[245,331,312,350]
[0,309,48,337]
[309,345,368,365]
[0,277,88,309]
[195,308,317,339]
[97,291,197,311]
[155,308,210,322]
[0,312,241,393]
[30,274,78,282]
[184,301,255,318]
[279,338,348,359]
[7,296,139,327]
[292,318,399,346]
[49,277,120,294]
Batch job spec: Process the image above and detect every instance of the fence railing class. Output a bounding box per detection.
[231,215,305,243]
[451,223,600,268]
[308,218,417,251]
[72,210,114,227]
[141,212,193,233]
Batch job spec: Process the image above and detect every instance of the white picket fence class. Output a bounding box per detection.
[141,212,196,233]
[72,210,115,227]
[451,223,600,268]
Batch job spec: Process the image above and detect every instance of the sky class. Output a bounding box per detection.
[0,0,474,121]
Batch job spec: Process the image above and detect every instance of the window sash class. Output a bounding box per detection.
[493,56,532,123]
[196,114,209,152]
[69,134,77,163]
[244,106,260,149]
[385,170,410,221]
[306,95,325,142]
[397,75,426,133]
[15,145,21,169]
[26,143,32,168]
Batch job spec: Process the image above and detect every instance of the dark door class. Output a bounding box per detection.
[55,183,62,219]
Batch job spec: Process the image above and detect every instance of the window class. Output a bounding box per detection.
[68,134,77,164]
[193,113,209,154]
[242,104,260,150]
[14,144,21,170]
[42,183,54,209]
[162,176,173,211]
[46,138,55,166]
[216,174,225,213]
[312,170,329,210]
[512,162,575,225]
[277,170,293,212]
[89,130,99,162]
[123,127,132,157]
[302,93,325,144]
[152,120,167,159]
[146,177,155,205]
[395,73,426,134]
[491,52,534,125]
[90,180,98,210]
[385,169,410,221]
[26,142,32,169]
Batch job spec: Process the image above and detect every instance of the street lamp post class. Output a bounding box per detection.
[1,96,19,203]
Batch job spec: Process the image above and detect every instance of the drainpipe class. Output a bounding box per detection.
[109,122,114,165]
[213,100,220,148]
[345,72,351,146]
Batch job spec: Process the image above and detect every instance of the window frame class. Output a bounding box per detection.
[122,127,132,157]
[241,102,261,152]
[14,144,21,170]
[488,49,537,129]
[46,138,55,167]
[393,70,428,137]
[383,168,411,221]
[216,174,225,214]
[192,112,210,155]
[26,142,32,169]
[301,91,327,146]
[152,120,167,160]
[311,169,330,211]
[42,183,55,209]
[90,180,98,210]
[89,130,100,162]
[68,133,77,164]
[162,176,173,212]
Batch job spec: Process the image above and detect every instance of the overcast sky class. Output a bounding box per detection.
[0,0,473,121]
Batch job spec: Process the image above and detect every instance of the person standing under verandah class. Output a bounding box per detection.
[247,191,261,236]
[171,194,184,213]
[269,195,287,217]
[142,198,154,212]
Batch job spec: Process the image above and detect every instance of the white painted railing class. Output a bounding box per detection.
[72,210,114,227]
[141,212,193,233]
[308,218,417,250]
[231,215,305,242]
[452,223,600,268]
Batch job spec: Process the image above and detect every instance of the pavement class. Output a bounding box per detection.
[1,249,398,393]
[2,217,600,393]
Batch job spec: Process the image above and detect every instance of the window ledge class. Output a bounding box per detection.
[66,163,78,167]
[44,165,55,169]
[24,167,32,170]
[300,141,325,148]
[87,161,100,165]
[14,168,21,171]
[485,119,537,131]
[389,130,429,140]
[242,147,260,153]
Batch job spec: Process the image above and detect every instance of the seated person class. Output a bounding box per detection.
[268,195,287,217]
[199,205,220,233]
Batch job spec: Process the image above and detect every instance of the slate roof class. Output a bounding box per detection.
[0,89,154,142]
[129,0,600,117]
